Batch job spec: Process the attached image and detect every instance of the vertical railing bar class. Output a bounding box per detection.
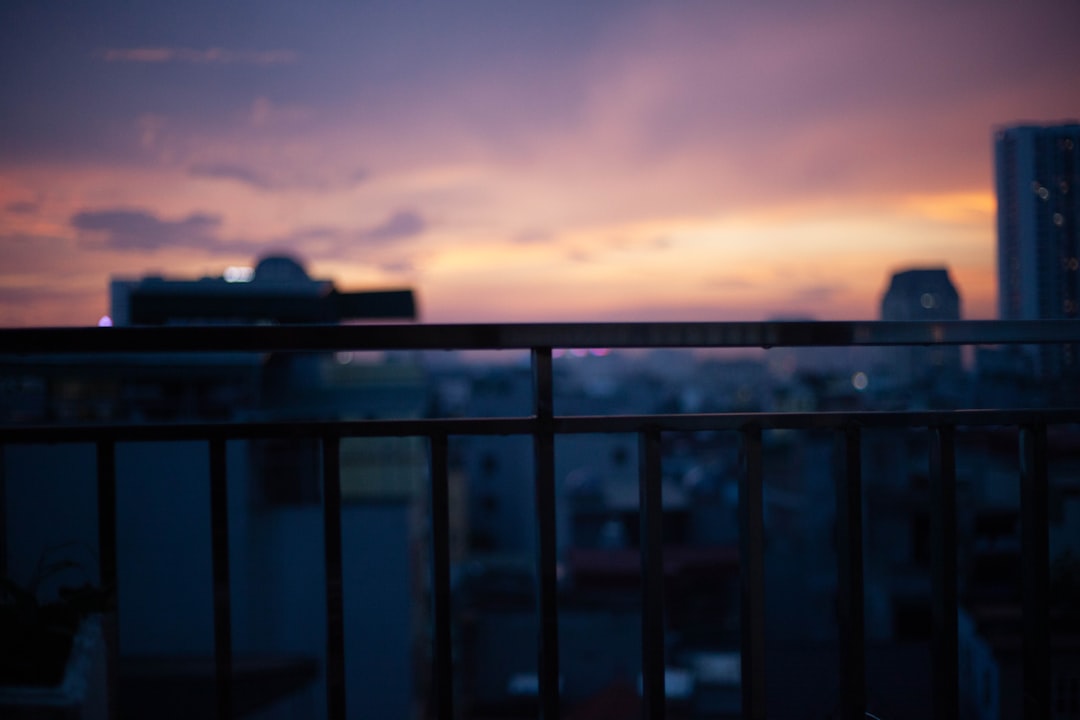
[429,432,453,719]
[739,426,766,720]
[323,434,347,720]
[531,346,560,720]
[930,425,958,720]
[96,440,118,605]
[639,427,665,720]
[0,444,6,582]
[209,437,233,720]
[95,439,119,718]
[836,425,865,720]
[1020,423,1050,719]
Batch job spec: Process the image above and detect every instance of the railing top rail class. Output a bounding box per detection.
[2,319,1079,355]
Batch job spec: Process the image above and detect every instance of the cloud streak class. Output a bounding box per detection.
[188,161,369,192]
[189,163,275,191]
[100,47,298,66]
[360,210,427,243]
[66,206,429,273]
[4,201,39,215]
[72,208,225,251]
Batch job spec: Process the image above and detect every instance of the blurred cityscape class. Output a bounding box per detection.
[1,122,1079,720]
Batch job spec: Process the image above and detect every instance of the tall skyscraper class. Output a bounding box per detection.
[995,122,1080,376]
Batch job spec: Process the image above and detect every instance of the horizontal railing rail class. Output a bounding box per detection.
[3,321,1080,720]
[4,407,1080,442]
[4,318,1080,354]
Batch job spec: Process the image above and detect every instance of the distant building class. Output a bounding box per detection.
[880,268,962,388]
[881,267,961,322]
[110,254,415,325]
[995,122,1080,377]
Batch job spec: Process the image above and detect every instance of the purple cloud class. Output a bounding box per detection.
[189,163,274,190]
[360,210,426,243]
[5,200,40,215]
[188,162,370,192]
[67,206,428,262]
[72,208,223,251]
[100,47,298,66]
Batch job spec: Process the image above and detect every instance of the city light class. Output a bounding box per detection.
[554,348,611,359]
[223,266,254,283]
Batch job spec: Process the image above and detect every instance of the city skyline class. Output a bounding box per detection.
[2,1,1079,327]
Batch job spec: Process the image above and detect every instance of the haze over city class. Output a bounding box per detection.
[2,0,1079,327]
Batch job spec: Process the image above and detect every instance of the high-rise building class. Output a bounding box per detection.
[995,122,1080,376]
[880,267,962,387]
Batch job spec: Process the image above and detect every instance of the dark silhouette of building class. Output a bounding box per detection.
[996,122,1080,378]
[880,267,962,389]
[110,254,415,325]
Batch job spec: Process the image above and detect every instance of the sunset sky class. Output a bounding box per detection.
[2,1,1078,327]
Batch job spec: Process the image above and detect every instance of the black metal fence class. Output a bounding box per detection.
[3,320,1079,720]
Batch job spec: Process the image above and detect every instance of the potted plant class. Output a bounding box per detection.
[0,545,113,719]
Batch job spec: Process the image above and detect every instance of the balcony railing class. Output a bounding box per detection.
[2,319,1080,720]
